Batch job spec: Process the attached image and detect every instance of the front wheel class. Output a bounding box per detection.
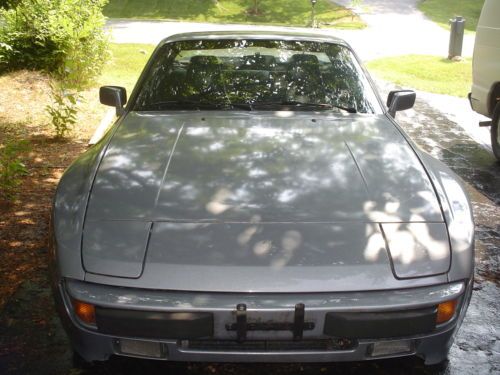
[425,359,449,374]
[72,350,94,370]
[491,103,500,161]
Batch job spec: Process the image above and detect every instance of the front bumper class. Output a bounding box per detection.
[55,279,472,365]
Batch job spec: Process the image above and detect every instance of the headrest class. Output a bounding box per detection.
[189,55,219,67]
[289,54,320,66]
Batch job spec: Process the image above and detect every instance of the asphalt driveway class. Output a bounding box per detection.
[107,0,475,60]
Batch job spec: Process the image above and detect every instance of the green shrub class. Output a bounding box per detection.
[45,82,80,138]
[0,42,13,63]
[0,0,109,88]
[0,0,20,9]
[0,140,30,200]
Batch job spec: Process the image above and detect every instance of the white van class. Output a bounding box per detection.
[470,0,500,160]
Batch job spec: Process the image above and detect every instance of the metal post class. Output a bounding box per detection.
[448,16,465,59]
[310,0,318,28]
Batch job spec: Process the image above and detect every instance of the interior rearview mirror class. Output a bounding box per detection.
[100,86,127,116]
[387,90,416,118]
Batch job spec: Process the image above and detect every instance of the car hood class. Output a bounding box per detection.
[82,112,449,292]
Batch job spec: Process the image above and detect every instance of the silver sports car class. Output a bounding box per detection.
[50,31,474,367]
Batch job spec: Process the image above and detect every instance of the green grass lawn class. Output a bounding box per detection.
[103,0,365,29]
[418,0,484,33]
[366,55,472,97]
[99,43,155,93]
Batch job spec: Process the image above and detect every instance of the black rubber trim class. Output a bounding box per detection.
[293,303,305,340]
[236,303,247,343]
[324,307,437,339]
[95,307,213,339]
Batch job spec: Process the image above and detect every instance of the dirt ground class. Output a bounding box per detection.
[0,71,103,308]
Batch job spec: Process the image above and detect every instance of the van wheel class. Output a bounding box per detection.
[492,103,500,161]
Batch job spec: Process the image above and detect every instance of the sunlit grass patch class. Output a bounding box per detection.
[418,0,484,33]
[103,0,365,29]
[99,43,155,93]
[366,55,472,97]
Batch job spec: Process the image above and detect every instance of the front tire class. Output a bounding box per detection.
[72,350,94,370]
[491,103,500,161]
[425,359,449,374]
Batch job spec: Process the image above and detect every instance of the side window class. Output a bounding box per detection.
[134,47,179,107]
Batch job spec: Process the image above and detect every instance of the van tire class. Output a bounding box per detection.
[492,103,500,161]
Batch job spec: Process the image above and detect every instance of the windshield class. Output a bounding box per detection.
[133,39,382,113]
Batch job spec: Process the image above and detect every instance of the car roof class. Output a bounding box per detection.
[159,29,349,47]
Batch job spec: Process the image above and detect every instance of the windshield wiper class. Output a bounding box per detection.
[141,100,355,113]
[251,101,357,113]
[141,100,254,111]
[332,104,357,113]
[252,100,330,110]
[143,100,229,111]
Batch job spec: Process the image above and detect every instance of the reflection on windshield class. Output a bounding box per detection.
[134,39,381,113]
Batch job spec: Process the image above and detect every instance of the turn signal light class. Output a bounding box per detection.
[436,300,457,324]
[73,299,96,325]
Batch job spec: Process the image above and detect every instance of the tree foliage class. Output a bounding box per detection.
[0,0,109,88]
[0,0,20,9]
[249,0,262,15]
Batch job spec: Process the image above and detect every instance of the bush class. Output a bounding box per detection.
[0,0,109,88]
[0,0,20,9]
[46,82,80,138]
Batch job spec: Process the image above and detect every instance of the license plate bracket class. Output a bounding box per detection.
[225,303,314,342]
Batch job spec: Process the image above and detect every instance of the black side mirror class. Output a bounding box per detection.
[387,90,416,118]
[100,86,127,116]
